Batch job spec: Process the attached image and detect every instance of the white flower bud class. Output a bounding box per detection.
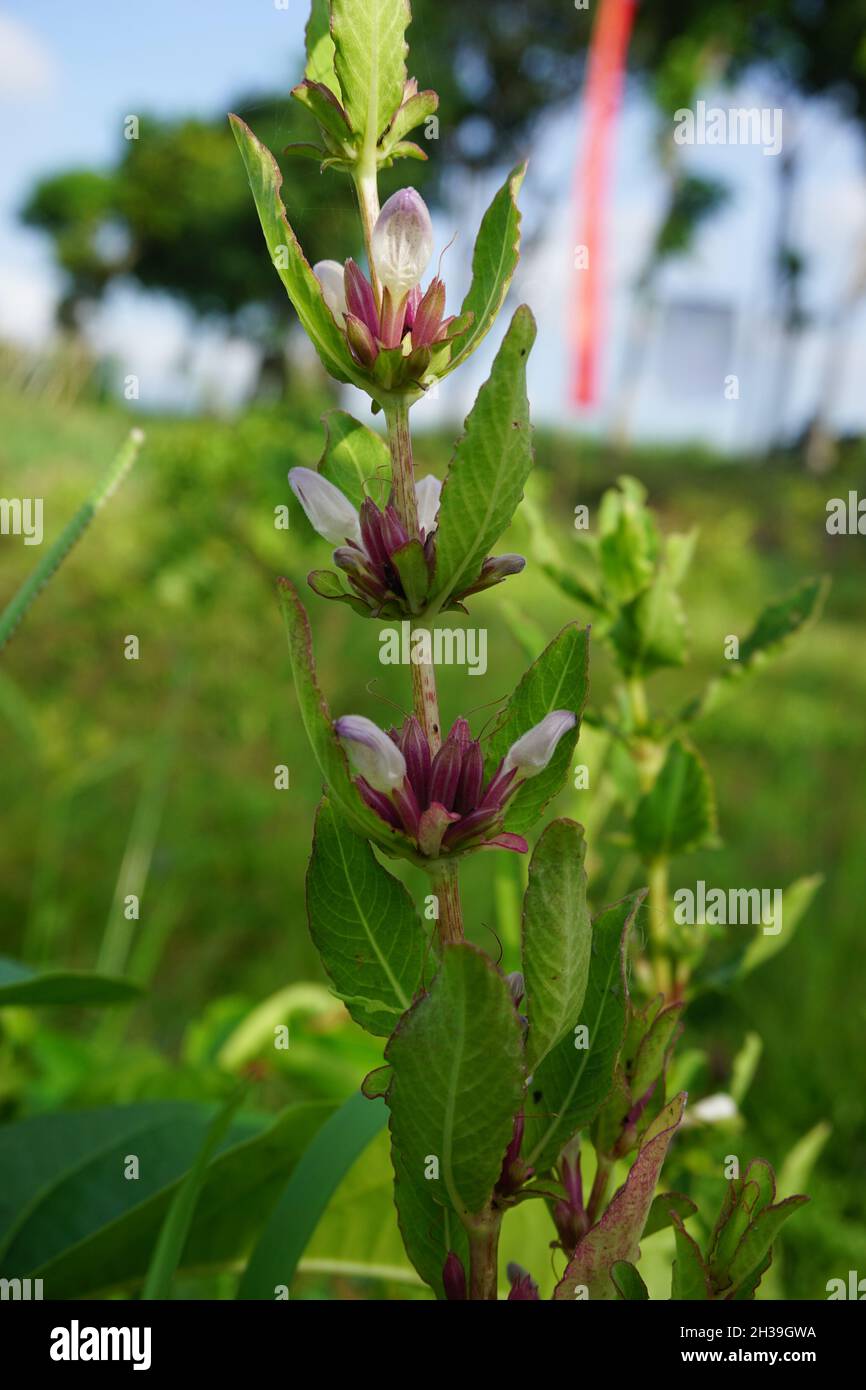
[371,189,434,301]
[313,259,348,324]
[415,474,442,538]
[288,467,362,547]
[335,716,407,792]
[503,711,576,779]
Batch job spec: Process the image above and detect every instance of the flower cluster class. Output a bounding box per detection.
[335,710,576,858]
[313,188,468,392]
[289,466,525,616]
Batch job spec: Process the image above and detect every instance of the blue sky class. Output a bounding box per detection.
[3,3,866,448]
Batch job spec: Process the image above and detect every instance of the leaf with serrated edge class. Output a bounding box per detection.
[726,1195,809,1291]
[230,114,358,385]
[318,409,390,510]
[632,739,717,860]
[307,800,426,1036]
[443,164,526,375]
[385,943,524,1218]
[430,305,536,613]
[554,1093,687,1300]
[331,0,409,150]
[670,1212,712,1299]
[522,820,591,1073]
[277,579,412,854]
[485,621,590,836]
[524,892,642,1174]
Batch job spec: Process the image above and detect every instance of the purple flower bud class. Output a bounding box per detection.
[454,740,483,814]
[288,467,362,547]
[442,1252,467,1301]
[410,276,447,347]
[506,1263,540,1300]
[343,258,379,336]
[503,710,576,779]
[505,971,525,1008]
[398,715,431,807]
[313,259,348,323]
[371,188,434,301]
[335,715,407,792]
[345,312,378,367]
[428,738,463,811]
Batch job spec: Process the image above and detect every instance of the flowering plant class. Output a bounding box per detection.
[232,0,811,1300]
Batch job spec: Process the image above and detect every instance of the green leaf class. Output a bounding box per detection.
[277,579,413,855]
[726,1196,809,1292]
[522,819,592,1072]
[643,1190,699,1238]
[141,1084,247,1299]
[291,80,353,149]
[737,873,822,979]
[304,0,340,96]
[554,1093,687,1300]
[318,409,389,510]
[238,1090,387,1298]
[631,1001,684,1098]
[0,957,140,1008]
[632,739,717,860]
[391,539,430,613]
[429,305,536,612]
[391,1138,470,1297]
[443,164,526,375]
[611,1259,649,1300]
[380,90,438,157]
[736,577,829,671]
[671,1213,711,1299]
[307,799,427,1036]
[385,944,524,1218]
[777,1121,831,1201]
[331,0,409,150]
[229,114,357,385]
[0,429,143,654]
[609,575,688,676]
[485,621,590,836]
[524,893,642,1174]
[599,491,656,604]
[0,1100,332,1295]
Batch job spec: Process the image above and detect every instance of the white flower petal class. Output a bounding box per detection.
[313,259,348,324]
[415,474,442,538]
[288,466,361,547]
[335,715,407,792]
[371,189,433,300]
[503,710,576,779]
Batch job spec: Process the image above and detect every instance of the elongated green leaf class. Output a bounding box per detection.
[726,1195,809,1291]
[554,1093,686,1300]
[391,1139,470,1297]
[671,1213,711,1299]
[485,621,590,835]
[522,819,592,1072]
[609,575,688,676]
[380,90,438,156]
[0,957,140,1008]
[632,1001,684,1098]
[304,0,340,95]
[331,0,409,149]
[277,579,413,854]
[430,305,536,612]
[736,577,829,670]
[444,164,526,374]
[229,114,357,384]
[238,1090,386,1298]
[524,893,642,1173]
[611,1260,649,1300]
[0,1101,332,1295]
[318,409,389,510]
[307,799,426,1036]
[386,944,524,1218]
[632,739,717,860]
[692,874,822,993]
[0,429,143,653]
[141,1085,247,1299]
[643,1190,699,1238]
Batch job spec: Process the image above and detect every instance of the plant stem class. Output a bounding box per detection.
[430,859,464,945]
[648,855,673,998]
[353,164,382,304]
[587,1153,613,1225]
[467,1211,502,1299]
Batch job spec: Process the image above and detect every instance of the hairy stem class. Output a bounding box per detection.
[467,1211,502,1300]
[430,859,464,945]
[587,1153,613,1225]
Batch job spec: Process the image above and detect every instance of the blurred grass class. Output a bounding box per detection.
[1,382,864,1297]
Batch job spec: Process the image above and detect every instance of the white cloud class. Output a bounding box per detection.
[0,12,58,99]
